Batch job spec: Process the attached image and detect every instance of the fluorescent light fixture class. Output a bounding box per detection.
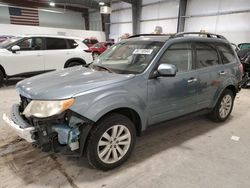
[99,2,105,6]
[49,2,55,7]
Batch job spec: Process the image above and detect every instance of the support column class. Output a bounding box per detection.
[102,14,110,40]
[132,0,142,35]
[177,0,187,32]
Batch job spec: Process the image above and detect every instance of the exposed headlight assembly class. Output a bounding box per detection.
[23,99,74,118]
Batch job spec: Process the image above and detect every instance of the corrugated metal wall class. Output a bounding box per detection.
[110,0,250,43]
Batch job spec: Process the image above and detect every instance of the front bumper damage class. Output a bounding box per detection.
[3,104,35,143]
[2,103,93,155]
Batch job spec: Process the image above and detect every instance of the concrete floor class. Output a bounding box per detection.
[0,80,250,188]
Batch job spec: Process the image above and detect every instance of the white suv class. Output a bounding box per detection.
[0,35,93,85]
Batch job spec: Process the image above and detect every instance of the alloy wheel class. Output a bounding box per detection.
[97,125,131,164]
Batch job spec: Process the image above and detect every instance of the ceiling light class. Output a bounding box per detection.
[49,2,55,7]
[99,2,105,6]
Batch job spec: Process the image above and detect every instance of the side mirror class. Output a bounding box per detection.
[11,45,20,53]
[155,64,177,77]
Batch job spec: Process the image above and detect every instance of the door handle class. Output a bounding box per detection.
[219,70,226,75]
[187,78,198,83]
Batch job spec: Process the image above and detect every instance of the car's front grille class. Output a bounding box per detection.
[20,95,32,111]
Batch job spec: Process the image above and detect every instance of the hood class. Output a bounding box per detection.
[16,66,135,100]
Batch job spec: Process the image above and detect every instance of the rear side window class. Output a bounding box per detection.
[159,43,193,72]
[67,39,78,49]
[217,44,236,64]
[46,38,67,50]
[195,43,219,68]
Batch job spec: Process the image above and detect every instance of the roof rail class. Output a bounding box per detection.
[171,32,227,40]
[128,34,171,38]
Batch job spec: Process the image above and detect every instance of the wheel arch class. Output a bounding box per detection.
[95,107,142,137]
[64,58,86,68]
[211,84,238,108]
[0,64,6,78]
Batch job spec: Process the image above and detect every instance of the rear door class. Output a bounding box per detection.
[194,42,226,109]
[147,42,198,125]
[44,37,69,71]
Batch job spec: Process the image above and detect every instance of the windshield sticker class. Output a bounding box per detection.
[133,49,153,55]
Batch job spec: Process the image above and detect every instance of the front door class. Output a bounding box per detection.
[147,42,198,125]
[3,37,44,76]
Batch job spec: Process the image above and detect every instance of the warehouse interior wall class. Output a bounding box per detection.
[110,0,250,44]
[185,0,250,44]
[0,23,106,41]
[110,1,132,41]
[0,6,85,30]
[89,10,103,31]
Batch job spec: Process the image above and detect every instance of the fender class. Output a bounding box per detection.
[71,89,147,131]
[210,76,238,108]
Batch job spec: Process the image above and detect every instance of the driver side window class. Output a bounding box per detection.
[159,43,193,72]
[17,37,43,51]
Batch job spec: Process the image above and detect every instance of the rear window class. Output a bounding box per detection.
[196,43,220,68]
[91,39,98,44]
[46,38,67,50]
[217,44,236,64]
[67,39,78,49]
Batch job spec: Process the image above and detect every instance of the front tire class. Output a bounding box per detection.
[210,89,235,122]
[0,70,4,87]
[86,113,136,171]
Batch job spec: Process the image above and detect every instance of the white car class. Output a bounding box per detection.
[0,35,93,85]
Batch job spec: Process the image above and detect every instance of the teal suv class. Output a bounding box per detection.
[3,32,242,170]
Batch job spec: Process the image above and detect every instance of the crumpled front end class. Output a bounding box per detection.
[2,95,93,154]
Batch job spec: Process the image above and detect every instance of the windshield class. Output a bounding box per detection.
[0,37,23,48]
[92,40,163,74]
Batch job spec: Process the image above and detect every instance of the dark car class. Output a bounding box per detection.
[238,43,250,50]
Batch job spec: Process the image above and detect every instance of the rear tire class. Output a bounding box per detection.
[0,70,4,87]
[86,113,136,171]
[66,61,83,67]
[210,89,235,122]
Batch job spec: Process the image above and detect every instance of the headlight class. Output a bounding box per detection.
[23,98,74,118]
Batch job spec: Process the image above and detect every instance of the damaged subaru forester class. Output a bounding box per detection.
[3,32,242,170]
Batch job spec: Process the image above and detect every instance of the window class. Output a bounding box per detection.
[17,37,43,51]
[196,43,219,68]
[17,38,32,50]
[67,39,78,49]
[91,39,98,44]
[46,38,67,50]
[217,44,236,64]
[159,43,193,72]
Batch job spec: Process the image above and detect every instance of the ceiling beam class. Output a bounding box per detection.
[54,0,100,10]
[120,0,133,4]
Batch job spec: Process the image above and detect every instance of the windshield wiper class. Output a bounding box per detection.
[94,65,114,73]
[85,62,93,67]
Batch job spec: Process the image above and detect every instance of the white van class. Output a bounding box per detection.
[0,35,93,85]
